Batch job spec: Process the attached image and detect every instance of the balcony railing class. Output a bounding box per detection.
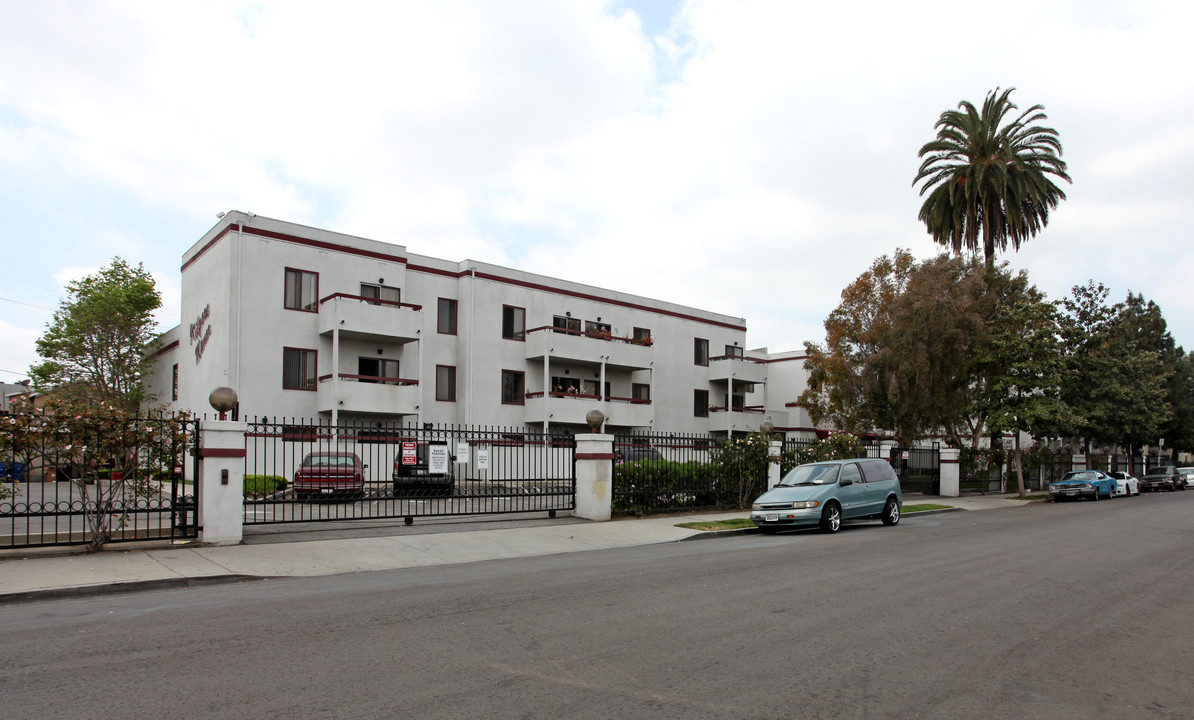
[316,373,420,416]
[524,326,653,369]
[317,293,423,342]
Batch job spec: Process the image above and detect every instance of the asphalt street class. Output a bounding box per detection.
[2,492,1192,719]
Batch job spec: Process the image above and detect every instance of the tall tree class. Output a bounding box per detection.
[914,87,1071,266]
[974,287,1070,497]
[801,251,1052,447]
[30,258,162,411]
[1056,283,1172,455]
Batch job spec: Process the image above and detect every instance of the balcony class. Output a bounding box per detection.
[524,327,652,370]
[317,293,423,344]
[708,355,766,385]
[317,374,420,416]
[524,392,654,428]
[707,406,788,432]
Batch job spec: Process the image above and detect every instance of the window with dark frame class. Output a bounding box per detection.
[502,305,526,340]
[633,327,651,345]
[502,370,525,404]
[284,268,318,311]
[171,364,178,401]
[725,344,744,358]
[436,365,457,402]
[360,283,400,305]
[553,315,581,334]
[632,383,650,402]
[694,389,709,417]
[358,357,399,384]
[694,338,709,366]
[283,348,317,390]
[438,298,458,334]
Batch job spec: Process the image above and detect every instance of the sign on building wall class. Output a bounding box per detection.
[189,303,212,365]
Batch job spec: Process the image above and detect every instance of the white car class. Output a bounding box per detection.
[1109,471,1140,497]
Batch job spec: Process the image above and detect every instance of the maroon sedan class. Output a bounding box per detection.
[294,452,366,499]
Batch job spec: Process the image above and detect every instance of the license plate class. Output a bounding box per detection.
[766,512,779,522]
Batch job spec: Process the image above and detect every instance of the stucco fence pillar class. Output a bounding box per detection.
[574,433,614,521]
[938,448,961,497]
[768,440,784,490]
[197,420,246,545]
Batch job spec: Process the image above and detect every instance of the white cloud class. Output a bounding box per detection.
[1,0,1193,365]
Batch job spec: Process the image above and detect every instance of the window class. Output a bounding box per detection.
[632,383,650,402]
[633,327,652,345]
[552,376,581,394]
[585,320,611,338]
[840,463,863,485]
[171,364,178,402]
[438,298,458,334]
[694,338,709,366]
[283,348,317,390]
[358,357,399,384]
[502,305,525,341]
[583,380,610,398]
[284,268,318,311]
[436,365,457,402]
[502,370,525,405]
[553,315,581,334]
[724,393,745,410]
[725,344,744,358]
[694,389,709,417]
[360,283,400,305]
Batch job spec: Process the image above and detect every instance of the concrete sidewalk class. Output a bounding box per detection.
[0,493,1039,604]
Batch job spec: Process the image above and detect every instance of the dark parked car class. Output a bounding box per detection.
[294,452,365,499]
[393,440,454,495]
[1140,466,1187,492]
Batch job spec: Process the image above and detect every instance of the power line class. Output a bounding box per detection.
[0,297,52,311]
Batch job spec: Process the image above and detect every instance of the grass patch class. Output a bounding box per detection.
[901,504,952,513]
[676,518,755,531]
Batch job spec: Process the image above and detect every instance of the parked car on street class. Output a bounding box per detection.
[294,452,366,499]
[1049,470,1116,501]
[1140,466,1187,492]
[1178,468,1194,489]
[1109,471,1140,497]
[750,458,902,534]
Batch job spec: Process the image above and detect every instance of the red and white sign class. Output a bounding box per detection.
[401,442,418,465]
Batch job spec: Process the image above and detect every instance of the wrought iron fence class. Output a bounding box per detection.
[243,418,575,525]
[611,431,731,512]
[0,411,199,548]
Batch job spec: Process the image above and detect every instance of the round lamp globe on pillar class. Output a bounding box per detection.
[209,386,238,421]
[760,421,774,436]
[585,409,605,433]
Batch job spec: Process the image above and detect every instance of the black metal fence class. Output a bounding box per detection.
[613,432,729,513]
[0,412,199,548]
[243,418,575,525]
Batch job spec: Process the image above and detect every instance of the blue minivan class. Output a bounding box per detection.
[750,458,903,534]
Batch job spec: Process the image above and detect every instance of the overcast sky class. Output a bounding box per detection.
[2,0,1192,383]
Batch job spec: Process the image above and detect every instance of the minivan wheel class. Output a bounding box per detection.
[820,504,842,533]
[881,497,900,526]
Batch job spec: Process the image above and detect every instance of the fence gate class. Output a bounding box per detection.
[0,415,200,549]
[243,419,575,526]
[882,446,941,495]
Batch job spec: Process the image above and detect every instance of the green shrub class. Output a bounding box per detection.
[244,474,288,498]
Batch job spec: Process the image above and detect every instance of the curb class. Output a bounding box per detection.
[0,574,267,606]
[677,507,967,540]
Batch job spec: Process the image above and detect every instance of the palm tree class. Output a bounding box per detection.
[914,87,1071,266]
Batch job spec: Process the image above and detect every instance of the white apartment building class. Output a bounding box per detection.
[146,212,821,437]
